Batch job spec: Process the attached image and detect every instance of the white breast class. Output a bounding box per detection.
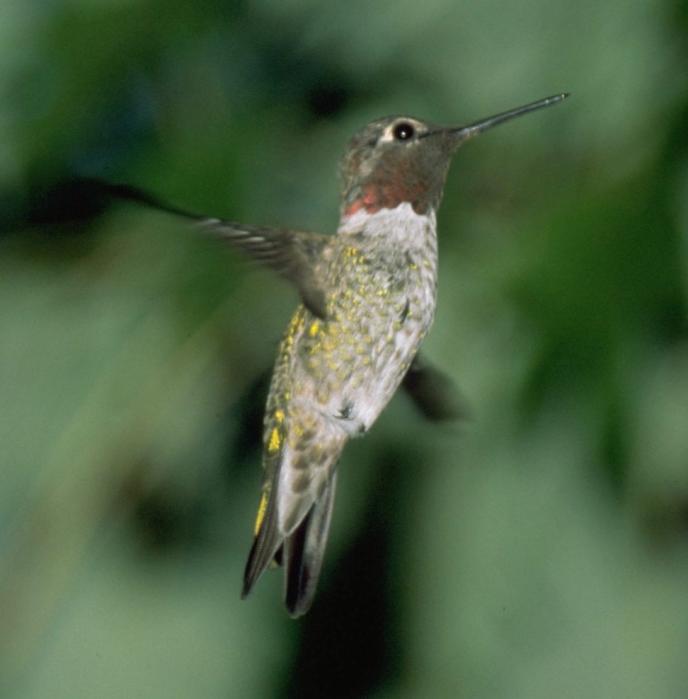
[331,202,439,434]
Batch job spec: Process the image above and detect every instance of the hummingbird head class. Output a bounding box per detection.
[340,115,455,218]
[339,94,569,219]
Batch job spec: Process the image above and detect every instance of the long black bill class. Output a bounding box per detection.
[444,93,569,141]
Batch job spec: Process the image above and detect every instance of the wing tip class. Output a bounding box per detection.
[241,495,284,600]
[240,535,261,599]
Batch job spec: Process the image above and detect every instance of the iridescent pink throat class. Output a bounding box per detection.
[343,180,430,217]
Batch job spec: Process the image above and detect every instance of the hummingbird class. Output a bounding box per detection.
[97,92,568,616]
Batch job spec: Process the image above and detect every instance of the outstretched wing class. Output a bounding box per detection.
[197,217,329,318]
[97,180,330,318]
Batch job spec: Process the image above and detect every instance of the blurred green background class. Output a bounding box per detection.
[2,1,688,697]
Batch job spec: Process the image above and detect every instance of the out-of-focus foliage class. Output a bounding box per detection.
[1,1,688,697]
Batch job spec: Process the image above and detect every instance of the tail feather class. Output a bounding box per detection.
[242,431,343,614]
[241,491,282,599]
[284,473,337,618]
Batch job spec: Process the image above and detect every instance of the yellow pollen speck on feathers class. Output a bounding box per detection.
[253,492,269,535]
[268,427,281,453]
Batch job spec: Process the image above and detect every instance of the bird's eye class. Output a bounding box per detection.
[392,122,415,141]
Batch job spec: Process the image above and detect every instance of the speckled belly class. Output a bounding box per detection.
[293,268,435,436]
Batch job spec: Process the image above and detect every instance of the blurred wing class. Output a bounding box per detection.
[402,353,470,421]
[99,180,330,318]
[198,218,329,318]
